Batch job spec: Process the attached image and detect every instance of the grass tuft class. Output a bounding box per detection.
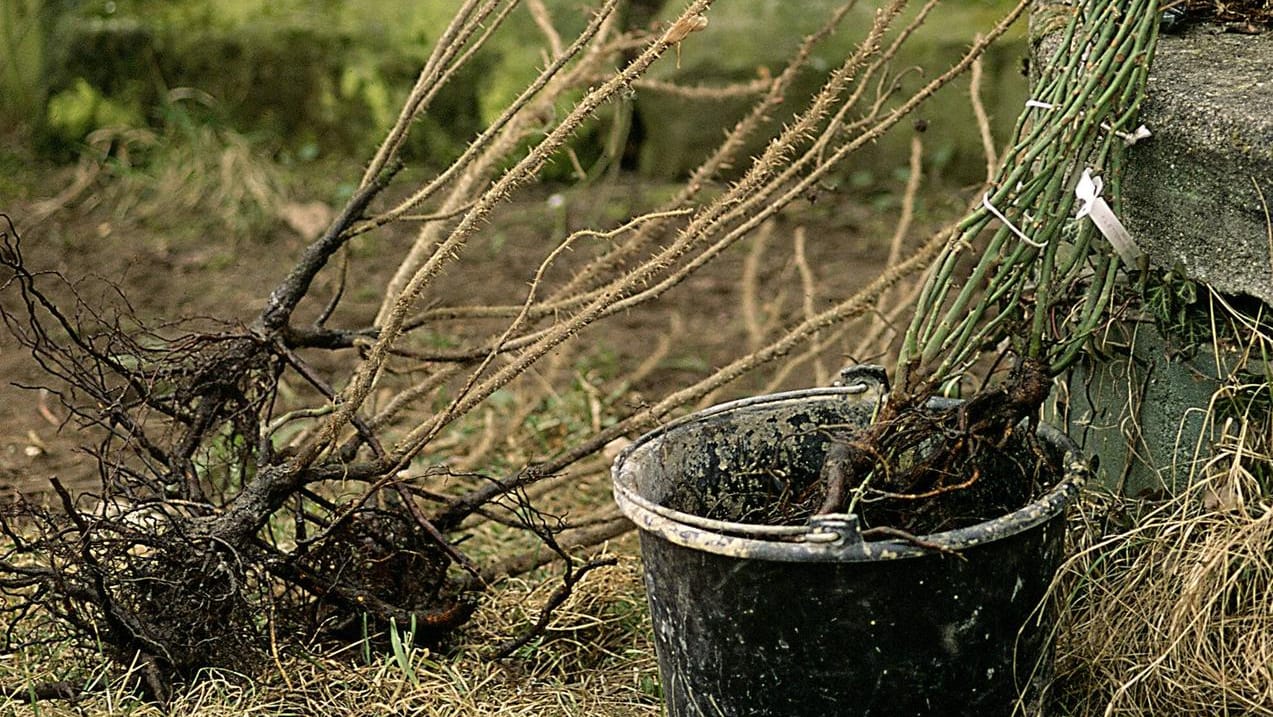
[1049,289,1273,716]
[2,550,658,717]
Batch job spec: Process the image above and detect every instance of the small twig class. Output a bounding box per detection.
[49,476,88,533]
[624,75,769,100]
[526,0,564,59]
[314,250,349,328]
[273,340,387,463]
[0,680,82,703]
[741,221,774,351]
[868,466,982,501]
[261,404,335,440]
[792,227,827,384]
[266,593,293,691]
[389,199,478,226]
[470,514,633,586]
[385,330,547,363]
[391,484,480,577]
[969,44,998,183]
[1253,177,1273,275]
[484,556,618,660]
[862,131,923,360]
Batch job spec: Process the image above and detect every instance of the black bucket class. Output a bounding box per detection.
[612,387,1084,717]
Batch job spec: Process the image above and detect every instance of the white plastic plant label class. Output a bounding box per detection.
[1075,168,1143,266]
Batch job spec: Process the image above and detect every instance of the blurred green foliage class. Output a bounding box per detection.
[46,75,144,139]
[0,0,54,136]
[636,0,1028,185]
[5,0,1025,184]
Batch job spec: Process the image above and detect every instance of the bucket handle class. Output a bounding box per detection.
[831,364,890,395]
[805,512,865,545]
[614,478,866,545]
[613,374,889,548]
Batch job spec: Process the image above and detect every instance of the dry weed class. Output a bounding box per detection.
[1052,487,1273,715]
[2,550,656,717]
[1050,298,1273,715]
[30,90,287,235]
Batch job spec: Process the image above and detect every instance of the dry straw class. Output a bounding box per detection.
[1050,289,1273,716]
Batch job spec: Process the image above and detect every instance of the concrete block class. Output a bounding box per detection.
[1061,323,1220,497]
[1123,27,1273,304]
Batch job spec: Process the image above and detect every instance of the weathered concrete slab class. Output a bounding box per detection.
[1123,26,1273,304]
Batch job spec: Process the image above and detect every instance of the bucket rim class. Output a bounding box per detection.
[611,387,1085,563]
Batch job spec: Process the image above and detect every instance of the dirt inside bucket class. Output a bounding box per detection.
[693,416,1055,536]
[658,360,1063,538]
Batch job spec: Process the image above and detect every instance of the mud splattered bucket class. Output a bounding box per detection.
[612,385,1084,716]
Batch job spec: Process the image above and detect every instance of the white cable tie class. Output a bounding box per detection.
[1028,99,1150,145]
[1113,124,1152,145]
[1075,168,1143,265]
[1098,120,1152,145]
[983,193,1047,248]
